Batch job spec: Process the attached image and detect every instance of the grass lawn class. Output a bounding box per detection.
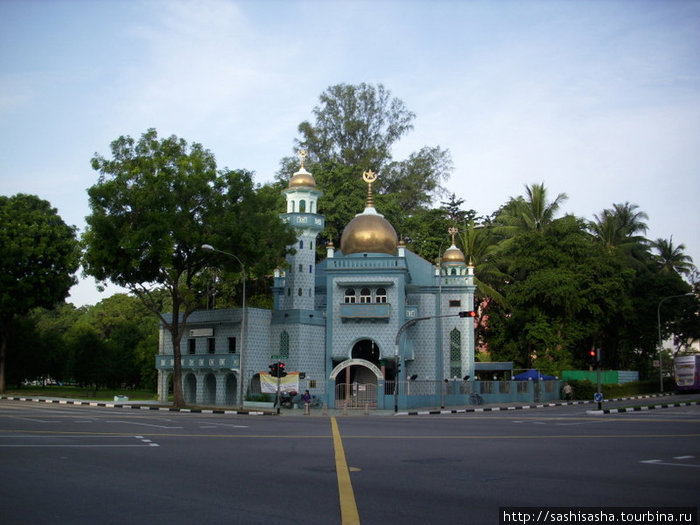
[4,386,158,402]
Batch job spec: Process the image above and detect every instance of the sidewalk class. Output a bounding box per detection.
[2,392,697,416]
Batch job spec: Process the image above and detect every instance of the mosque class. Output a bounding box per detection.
[155,152,478,409]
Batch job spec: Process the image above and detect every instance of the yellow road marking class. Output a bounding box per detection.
[331,416,360,525]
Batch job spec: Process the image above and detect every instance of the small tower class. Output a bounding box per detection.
[441,227,467,276]
[279,151,325,310]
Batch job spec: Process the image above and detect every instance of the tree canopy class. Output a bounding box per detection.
[0,194,80,392]
[279,83,453,247]
[83,129,297,406]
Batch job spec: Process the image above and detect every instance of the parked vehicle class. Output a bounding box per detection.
[674,354,700,391]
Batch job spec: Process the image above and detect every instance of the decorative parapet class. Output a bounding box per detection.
[340,302,391,322]
[155,353,240,371]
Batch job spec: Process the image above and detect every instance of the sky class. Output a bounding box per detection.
[1,0,699,307]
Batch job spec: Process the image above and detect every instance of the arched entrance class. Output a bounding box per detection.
[203,373,216,405]
[184,373,196,404]
[225,373,237,406]
[331,357,383,410]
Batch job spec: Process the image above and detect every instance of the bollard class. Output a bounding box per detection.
[364,402,369,415]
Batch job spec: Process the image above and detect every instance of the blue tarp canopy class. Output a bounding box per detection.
[513,369,556,381]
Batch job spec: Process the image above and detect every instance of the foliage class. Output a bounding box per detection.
[278,83,453,231]
[0,194,80,392]
[293,82,415,172]
[83,129,297,406]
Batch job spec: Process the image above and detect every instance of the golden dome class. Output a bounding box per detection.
[442,244,466,265]
[339,169,398,255]
[288,166,316,188]
[340,210,398,255]
[288,149,316,188]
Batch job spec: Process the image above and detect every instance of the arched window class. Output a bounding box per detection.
[360,288,372,303]
[290,201,295,213]
[310,241,313,251]
[299,200,306,212]
[299,240,304,249]
[344,289,356,303]
[279,331,289,358]
[375,288,387,303]
[298,288,303,296]
[449,328,462,379]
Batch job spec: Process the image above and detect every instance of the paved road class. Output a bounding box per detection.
[1,399,698,524]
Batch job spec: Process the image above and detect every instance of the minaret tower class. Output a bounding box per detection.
[278,150,325,310]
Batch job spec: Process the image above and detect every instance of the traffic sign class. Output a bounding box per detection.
[593,392,604,403]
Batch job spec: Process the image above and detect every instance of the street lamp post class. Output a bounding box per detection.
[656,292,694,393]
[202,244,246,408]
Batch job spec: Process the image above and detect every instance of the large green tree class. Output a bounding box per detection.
[279,83,453,237]
[83,129,296,407]
[0,194,80,393]
[485,216,631,375]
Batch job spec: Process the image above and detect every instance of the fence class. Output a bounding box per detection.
[365,379,561,410]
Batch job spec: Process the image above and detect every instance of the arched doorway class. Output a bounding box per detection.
[225,373,237,406]
[203,373,216,405]
[331,356,383,410]
[351,339,380,364]
[184,373,196,404]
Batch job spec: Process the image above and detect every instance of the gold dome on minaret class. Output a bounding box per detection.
[340,170,398,255]
[288,150,317,188]
[442,227,466,264]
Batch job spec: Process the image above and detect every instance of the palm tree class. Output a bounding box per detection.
[589,202,649,255]
[458,220,506,306]
[497,182,568,234]
[650,236,695,276]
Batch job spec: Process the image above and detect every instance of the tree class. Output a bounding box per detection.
[589,202,649,262]
[495,182,568,235]
[294,83,415,171]
[650,236,695,277]
[485,216,631,375]
[0,194,80,393]
[279,83,453,224]
[83,129,297,407]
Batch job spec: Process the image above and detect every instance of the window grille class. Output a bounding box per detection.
[344,289,356,303]
[360,288,372,303]
[280,331,289,358]
[449,328,461,378]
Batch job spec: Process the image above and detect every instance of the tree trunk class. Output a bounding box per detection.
[168,300,185,408]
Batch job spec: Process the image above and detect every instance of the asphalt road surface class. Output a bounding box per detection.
[1,398,698,524]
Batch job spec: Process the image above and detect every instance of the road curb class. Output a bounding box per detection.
[0,395,276,415]
[586,400,698,415]
[399,393,680,416]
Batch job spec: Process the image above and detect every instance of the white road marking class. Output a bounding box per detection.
[106,420,182,429]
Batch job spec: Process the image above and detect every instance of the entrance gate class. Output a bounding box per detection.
[330,358,383,410]
[335,382,377,409]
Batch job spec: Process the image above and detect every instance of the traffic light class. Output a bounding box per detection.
[269,363,278,377]
[588,349,601,369]
[459,310,476,318]
[278,362,287,378]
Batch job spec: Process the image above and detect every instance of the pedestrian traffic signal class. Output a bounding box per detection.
[459,310,476,318]
[278,362,287,378]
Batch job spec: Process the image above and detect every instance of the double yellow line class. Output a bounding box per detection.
[330,417,361,524]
